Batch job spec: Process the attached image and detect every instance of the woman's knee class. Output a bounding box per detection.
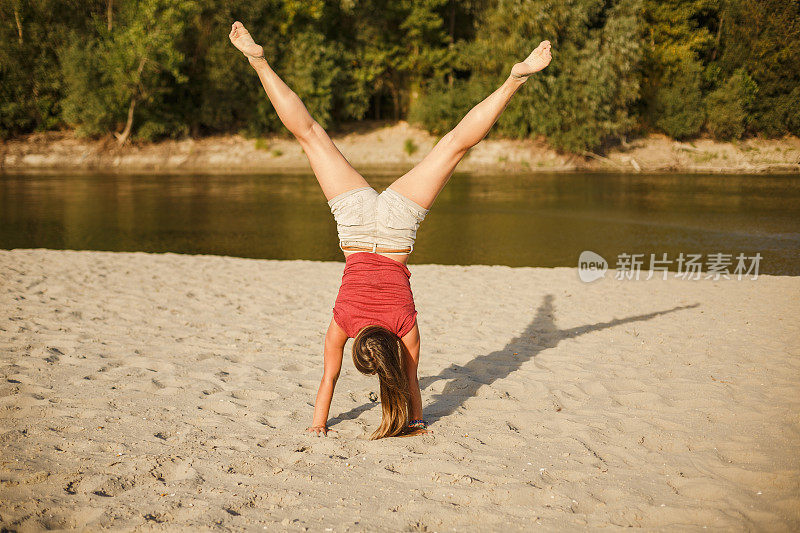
[441,131,471,154]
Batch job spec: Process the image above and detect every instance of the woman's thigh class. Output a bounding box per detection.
[386,133,465,210]
[298,124,371,201]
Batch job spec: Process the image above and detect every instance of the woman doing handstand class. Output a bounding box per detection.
[229,21,552,439]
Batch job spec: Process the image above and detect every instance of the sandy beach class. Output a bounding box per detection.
[1,249,798,531]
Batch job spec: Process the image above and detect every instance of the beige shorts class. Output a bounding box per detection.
[328,186,429,252]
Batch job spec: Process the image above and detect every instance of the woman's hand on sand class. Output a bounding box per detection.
[306,425,336,437]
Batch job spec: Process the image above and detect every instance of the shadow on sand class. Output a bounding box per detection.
[328,294,699,427]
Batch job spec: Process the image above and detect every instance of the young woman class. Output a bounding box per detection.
[229,21,552,439]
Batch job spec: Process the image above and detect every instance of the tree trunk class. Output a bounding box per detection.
[115,97,137,146]
[107,0,113,31]
[13,7,23,44]
[114,57,147,145]
[388,83,400,121]
[449,0,456,42]
[446,0,455,87]
[711,12,724,61]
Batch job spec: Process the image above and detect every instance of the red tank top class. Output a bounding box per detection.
[332,252,418,339]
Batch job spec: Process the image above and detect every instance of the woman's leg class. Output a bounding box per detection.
[389,41,552,210]
[230,22,368,201]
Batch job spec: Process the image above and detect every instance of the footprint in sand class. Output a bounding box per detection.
[280,363,310,372]
[64,473,136,497]
[143,511,171,524]
[44,347,62,363]
[256,416,276,428]
[92,474,138,497]
[230,389,279,401]
[150,456,197,483]
[200,383,224,396]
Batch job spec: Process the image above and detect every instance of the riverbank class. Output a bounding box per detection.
[1,249,798,531]
[2,123,799,175]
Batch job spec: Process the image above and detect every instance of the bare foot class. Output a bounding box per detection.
[511,40,552,78]
[229,21,264,59]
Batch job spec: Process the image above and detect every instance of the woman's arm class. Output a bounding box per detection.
[308,318,348,435]
[401,323,423,421]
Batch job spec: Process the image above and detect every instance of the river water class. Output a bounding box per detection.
[1,172,798,275]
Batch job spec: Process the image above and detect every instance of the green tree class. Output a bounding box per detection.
[705,68,757,139]
[178,0,283,136]
[641,0,718,138]
[413,0,645,153]
[188,0,356,136]
[0,0,101,137]
[650,54,706,139]
[3,0,799,150]
[342,0,454,121]
[715,0,800,136]
[60,0,196,144]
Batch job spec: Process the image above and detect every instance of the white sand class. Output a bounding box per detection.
[1,249,798,531]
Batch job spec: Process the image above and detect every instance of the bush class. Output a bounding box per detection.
[453,0,644,153]
[749,86,800,138]
[408,78,485,135]
[403,138,419,155]
[59,38,123,137]
[705,69,758,140]
[651,56,706,139]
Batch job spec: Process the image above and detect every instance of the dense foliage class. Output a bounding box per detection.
[1,0,798,151]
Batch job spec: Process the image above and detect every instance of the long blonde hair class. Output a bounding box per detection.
[352,325,410,439]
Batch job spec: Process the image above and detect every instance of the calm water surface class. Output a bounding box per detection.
[1,172,799,274]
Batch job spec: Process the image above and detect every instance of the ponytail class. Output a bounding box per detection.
[352,325,410,439]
